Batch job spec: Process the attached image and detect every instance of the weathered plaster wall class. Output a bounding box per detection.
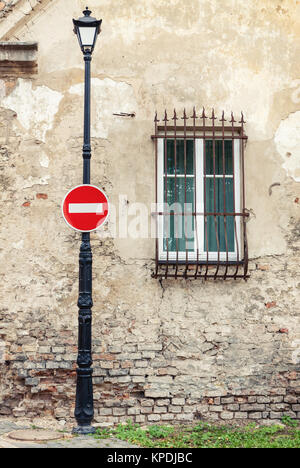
[0,0,299,425]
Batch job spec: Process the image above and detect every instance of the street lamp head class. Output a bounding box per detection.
[73,7,102,54]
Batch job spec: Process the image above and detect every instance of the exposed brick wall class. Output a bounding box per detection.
[1,254,300,427]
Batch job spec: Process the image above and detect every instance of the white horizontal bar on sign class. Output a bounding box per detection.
[69,203,104,214]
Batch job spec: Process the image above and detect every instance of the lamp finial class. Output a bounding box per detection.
[83,7,91,17]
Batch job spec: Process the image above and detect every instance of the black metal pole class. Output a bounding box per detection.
[73,50,95,435]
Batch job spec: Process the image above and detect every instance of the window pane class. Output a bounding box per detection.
[165,140,194,175]
[79,27,96,47]
[204,178,235,252]
[163,177,194,252]
[205,140,233,175]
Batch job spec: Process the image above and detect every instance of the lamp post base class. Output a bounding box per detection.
[72,425,96,435]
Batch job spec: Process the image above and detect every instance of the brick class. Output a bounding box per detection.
[132,376,145,383]
[112,408,126,416]
[118,353,142,360]
[121,361,133,368]
[176,413,193,421]
[156,399,170,406]
[100,361,114,369]
[141,407,152,414]
[265,301,277,309]
[108,369,128,376]
[248,396,257,403]
[270,403,289,411]
[117,376,131,383]
[209,405,222,412]
[142,352,156,359]
[183,406,193,413]
[128,408,140,415]
[38,347,51,354]
[240,404,265,412]
[138,343,162,352]
[148,414,161,422]
[292,405,300,411]
[130,368,147,376]
[107,345,122,353]
[172,398,185,406]
[221,397,234,404]
[220,412,234,420]
[99,408,112,416]
[284,395,298,404]
[94,377,104,384]
[136,360,148,368]
[249,412,262,419]
[161,413,175,421]
[169,406,182,413]
[234,412,248,419]
[104,399,121,407]
[25,378,39,386]
[257,264,270,271]
[145,389,170,398]
[154,406,167,414]
[141,399,154,407]
[270,396,284,403]
[120,398,137,407]
[135,415,146,423]
[46,362,60,369]
[227,404,239,411]
[122,344,137,352]
[257,396,271,404]
[270,412,283,419]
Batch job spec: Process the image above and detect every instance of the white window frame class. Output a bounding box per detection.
[157,138,242,262]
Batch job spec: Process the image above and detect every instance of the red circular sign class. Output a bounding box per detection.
[62,185,109,232]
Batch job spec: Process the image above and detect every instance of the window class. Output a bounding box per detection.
[152,109,249,279]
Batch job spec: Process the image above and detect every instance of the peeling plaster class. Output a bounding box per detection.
[39,152,49,168]
[274,111,300,182]
[69,78,137,139]
[12,240,24,250]
[2,79,63,142]
[21,175,50,189]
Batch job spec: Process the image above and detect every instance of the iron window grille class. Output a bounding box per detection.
[151,108,249,280]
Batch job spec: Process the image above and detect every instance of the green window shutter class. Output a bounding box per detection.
[163,140,194,253]
[204,141,235,253]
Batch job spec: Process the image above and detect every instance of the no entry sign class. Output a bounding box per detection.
[62,185,109,232]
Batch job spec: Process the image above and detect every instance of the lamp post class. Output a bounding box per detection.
[72,7,102,435]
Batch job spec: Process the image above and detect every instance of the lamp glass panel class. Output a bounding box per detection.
[78,26,96,46]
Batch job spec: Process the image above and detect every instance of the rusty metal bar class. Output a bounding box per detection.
[154,111,159,278]
[240,112,249,280]
[152,211,248,217]
[231,112,240,279]
[155,272,250,279]
[173,109,179,279]
[152,134,247,140]
[163,110,169,279]
[211,109,221,279]
[156,125,247,134]
[221,111,229,280]
[202,108,209,280]
[192,107,200,279]
[183,109,189,278]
